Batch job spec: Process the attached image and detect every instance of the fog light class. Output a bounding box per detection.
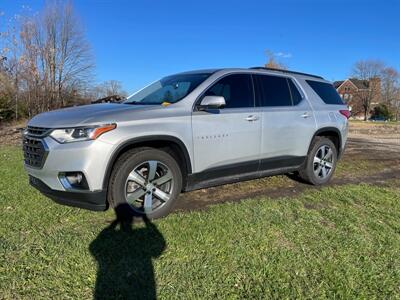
[59,172,89,190]
[66,173,83,185]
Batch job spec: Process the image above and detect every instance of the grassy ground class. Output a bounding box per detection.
[1,146,400,299]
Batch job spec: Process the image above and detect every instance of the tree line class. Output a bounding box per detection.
[0,1,126,122]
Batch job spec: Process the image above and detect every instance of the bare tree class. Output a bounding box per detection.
[0,13,22,120]
[264,49,287,70]
[19,16,42,116]
[92,80,127,100]
[0,2,97,121]
[381,67,400,120]
[19,1,94,112]
[102,80,126,97]
[394,90,400,121]
[351,60,384,120]
[46,1,94,108]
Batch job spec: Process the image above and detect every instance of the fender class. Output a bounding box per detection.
[102,135,192,190]
[310,127,343,157]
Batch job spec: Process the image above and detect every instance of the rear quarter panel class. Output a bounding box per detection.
[298,77,349,152]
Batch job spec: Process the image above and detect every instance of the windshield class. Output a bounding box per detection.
[124,73,211,105]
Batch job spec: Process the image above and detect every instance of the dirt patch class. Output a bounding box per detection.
[176,169,400,212]
[0,121,26,146]
[347,121,400,157]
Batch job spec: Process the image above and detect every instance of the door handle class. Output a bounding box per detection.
[301,112,310,118]
[245,115,259,122]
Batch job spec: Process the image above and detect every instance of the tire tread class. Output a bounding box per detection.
[107,147,182,219]
[299,137,337,185]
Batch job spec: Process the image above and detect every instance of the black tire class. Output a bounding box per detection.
[108,147,182,219]
[299,137,338,185]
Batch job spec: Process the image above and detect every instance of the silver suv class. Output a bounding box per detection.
[24,67,349,219]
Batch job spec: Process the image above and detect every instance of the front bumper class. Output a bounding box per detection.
[24,136,115,191]
[30,175,108,211]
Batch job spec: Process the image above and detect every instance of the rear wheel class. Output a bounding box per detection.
[299,137,338,185]
[108,147,182,219]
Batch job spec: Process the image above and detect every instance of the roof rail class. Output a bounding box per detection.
[249,67,324,80]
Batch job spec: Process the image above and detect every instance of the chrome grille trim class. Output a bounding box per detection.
[25,126,52,138]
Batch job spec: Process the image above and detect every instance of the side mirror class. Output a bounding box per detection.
[198,96,226,110]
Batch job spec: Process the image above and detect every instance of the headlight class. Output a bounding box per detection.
[49,124,116,143]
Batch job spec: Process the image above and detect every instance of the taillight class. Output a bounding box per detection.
[339,110,351,119]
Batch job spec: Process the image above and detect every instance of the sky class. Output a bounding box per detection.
[2,0,400,93]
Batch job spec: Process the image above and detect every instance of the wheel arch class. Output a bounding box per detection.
[310,127,343,158]
[102,135,192,190]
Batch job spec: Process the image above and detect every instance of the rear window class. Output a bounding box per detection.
[306,80,344,105]
[255,75,292,106]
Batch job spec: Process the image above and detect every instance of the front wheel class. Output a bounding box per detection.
[299,137,338,185]
[108,147,182,219]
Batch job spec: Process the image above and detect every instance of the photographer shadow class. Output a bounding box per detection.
[89,204,166,299]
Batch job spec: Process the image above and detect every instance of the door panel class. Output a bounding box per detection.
[191,73,261,175]
[192,108,261,174]
[254,74,316,166]
[258,100,316,160]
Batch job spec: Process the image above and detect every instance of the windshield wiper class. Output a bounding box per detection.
[124,101,143,105]
[125,100,166,105]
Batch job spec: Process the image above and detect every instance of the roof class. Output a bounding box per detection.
[175,69,222,75]
[249,67,324,79]
[334,78,370,90]
[175,67,324,80]
[333,81,344,88]
[349,78,370,89]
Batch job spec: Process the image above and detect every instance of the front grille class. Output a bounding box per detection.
[26,126,51,137]
[23,136,48,168]
[22,126,50,168]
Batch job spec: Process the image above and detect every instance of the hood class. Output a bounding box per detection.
[28,103,159,128]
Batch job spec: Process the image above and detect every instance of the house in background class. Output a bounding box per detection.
[334,78,381,119]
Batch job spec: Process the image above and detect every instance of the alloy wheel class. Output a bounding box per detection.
[124,160,174,214]
[313,145,334,179]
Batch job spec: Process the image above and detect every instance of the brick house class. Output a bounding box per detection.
[334,78,381,119]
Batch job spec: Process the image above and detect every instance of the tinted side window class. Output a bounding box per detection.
[204,74,254,108]
[288,79,302,105]
[306,80,344,105]
[255,75,292,106]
